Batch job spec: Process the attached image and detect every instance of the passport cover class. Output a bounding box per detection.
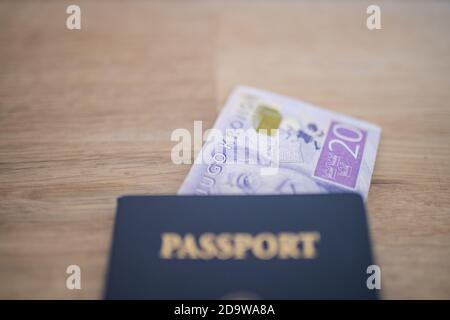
[105,194,377,299]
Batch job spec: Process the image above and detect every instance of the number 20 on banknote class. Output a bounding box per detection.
[314,121,367,189]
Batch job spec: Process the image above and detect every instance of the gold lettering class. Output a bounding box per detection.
[198,233,218,259]
[278,232,301,259]
[176,233,200,259]
[298,232,320,258]
[216,233,234,259]
[234,233,253,259]
[159,233,182,259]
[252,233,278,259]
[159,232,321,260]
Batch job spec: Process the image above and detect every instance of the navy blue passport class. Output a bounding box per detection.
[105,194,377,299]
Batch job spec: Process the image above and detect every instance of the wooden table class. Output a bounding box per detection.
[0,0,449,299]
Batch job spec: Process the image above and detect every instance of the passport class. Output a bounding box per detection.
[105,194,378,299]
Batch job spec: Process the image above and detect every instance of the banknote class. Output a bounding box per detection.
[178,86,381,199]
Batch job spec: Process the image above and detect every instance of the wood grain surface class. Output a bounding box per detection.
[0,0,449,299]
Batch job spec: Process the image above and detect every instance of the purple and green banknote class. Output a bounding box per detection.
[179,86,381,200]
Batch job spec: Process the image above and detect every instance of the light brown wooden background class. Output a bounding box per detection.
[0,0,449,299]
